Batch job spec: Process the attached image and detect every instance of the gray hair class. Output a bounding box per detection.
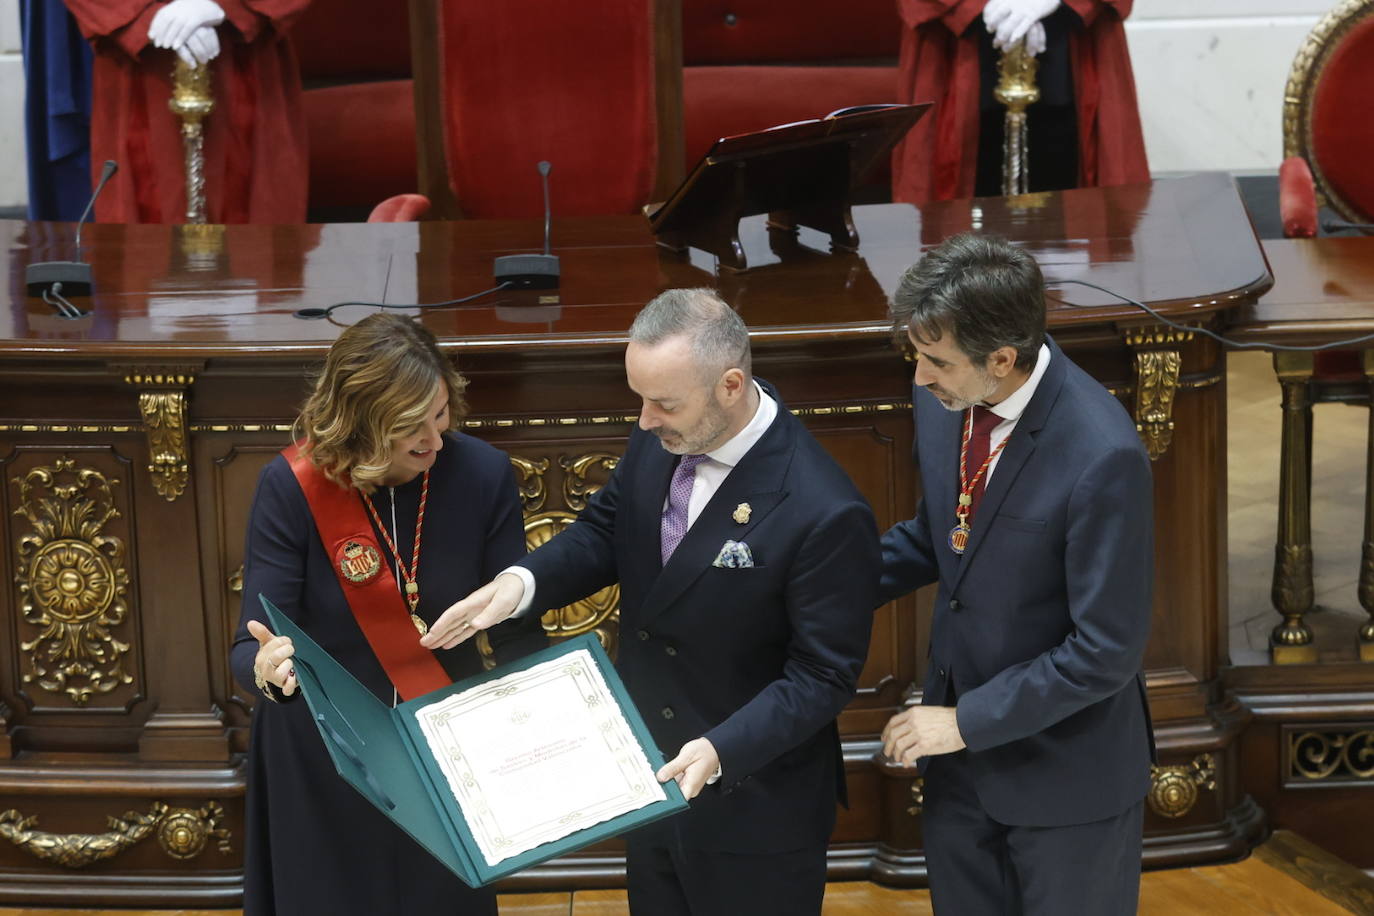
[629,288,752,385]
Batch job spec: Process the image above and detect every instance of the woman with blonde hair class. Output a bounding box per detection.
[231,312,544,915]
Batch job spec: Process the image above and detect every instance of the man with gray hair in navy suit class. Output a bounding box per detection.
[425,288,881,915]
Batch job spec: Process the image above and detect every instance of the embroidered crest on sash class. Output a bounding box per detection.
[337,539,382,584]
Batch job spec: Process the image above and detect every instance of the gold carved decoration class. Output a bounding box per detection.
[156,801,233,859]
[1289,729,1374,782]
[0,803,164,868]
[994,41,1040,196]
[527,513,621,658]
[1282,0,1374,221]
[906,777,925,816]
[561,453,619,511]
[1123,325,1193,462]
[1132,350,1181,460]
[0,801,231,868]
[509,456,551,513]
[491,453,623,663]
[138,391,189,500]
[228,564,243,594]
[12,457,133,705]
[123,367,197,502]
[1148,753,1216,819]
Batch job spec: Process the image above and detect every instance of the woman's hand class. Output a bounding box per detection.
[248,619,298,696]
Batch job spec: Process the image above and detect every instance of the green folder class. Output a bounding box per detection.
[261,594,687,887]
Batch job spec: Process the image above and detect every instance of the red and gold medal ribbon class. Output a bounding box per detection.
[949,407,1009,554]
[364,471,430,635]
[284,445,449,700]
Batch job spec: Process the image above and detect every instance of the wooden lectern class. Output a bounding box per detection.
[646,103,929,271]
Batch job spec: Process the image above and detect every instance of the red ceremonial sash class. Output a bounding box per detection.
[285,444,450,700]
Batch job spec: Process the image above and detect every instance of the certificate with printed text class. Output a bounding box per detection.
[263,595,687,889]
[415,648,667,866]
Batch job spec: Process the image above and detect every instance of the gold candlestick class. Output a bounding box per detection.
[994,42,1041,197]
[168,60,215,224]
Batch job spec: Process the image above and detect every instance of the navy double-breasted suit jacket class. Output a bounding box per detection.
[881,337,1156,827]
[521,380,880,853]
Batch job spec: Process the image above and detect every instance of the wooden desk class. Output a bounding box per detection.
[0,174,1270,904]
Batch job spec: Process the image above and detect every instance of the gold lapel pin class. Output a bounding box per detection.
[733,502,752,524]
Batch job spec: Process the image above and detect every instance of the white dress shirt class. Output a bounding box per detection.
[982,343,1050,483]
[505,381,776,614]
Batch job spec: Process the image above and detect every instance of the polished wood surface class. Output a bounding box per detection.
[1231,238,1374,346]
[3,172,1267,353]
[0,174,1276,904]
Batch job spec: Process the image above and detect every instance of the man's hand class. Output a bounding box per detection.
[656,738,720,800]
[247,619,297,696]
[148,0,226,55]
[881,706,966,765]
[983,0,1059,52]
[421,573,524,650]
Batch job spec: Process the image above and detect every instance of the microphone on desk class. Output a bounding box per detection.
[492,160,561,290]
[25,160,119,312]
[1321,218,1374,234]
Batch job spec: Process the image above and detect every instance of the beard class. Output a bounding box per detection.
[926,368,1002,412]
[653,399,731,455]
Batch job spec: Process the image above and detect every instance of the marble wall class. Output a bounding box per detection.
[1,0,24,209]
[1124,1,1329,174]
[0,1,1347,209]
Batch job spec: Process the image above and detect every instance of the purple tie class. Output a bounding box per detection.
[661,454,707,564]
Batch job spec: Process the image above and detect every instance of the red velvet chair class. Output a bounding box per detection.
[410,0,683,219]
[681,0,901,187]
[1278,0,1374,392]
[293,0,417,220]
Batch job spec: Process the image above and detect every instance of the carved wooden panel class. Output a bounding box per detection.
[3,447,143,718]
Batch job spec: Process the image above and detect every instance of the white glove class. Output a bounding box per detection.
[176,24,221,66]
[148,0,225,55]
[984,0,1059,52]
[1024,20,1046,56]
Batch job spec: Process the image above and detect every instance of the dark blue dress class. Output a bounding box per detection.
[231,432,546,915]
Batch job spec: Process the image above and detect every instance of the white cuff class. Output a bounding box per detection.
[500,565,537,617]
[705,763,722,785]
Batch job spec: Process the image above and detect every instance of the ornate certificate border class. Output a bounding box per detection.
[414,648,665,866]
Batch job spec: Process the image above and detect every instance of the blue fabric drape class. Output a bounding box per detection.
[20,0,93,221]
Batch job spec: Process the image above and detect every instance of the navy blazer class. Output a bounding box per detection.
[880,337,1156,827]
[522,380,880,853]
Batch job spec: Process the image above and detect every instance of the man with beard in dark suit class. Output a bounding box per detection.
[424,288,880,915]
[879,233,1155,914]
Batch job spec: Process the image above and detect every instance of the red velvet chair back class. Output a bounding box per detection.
[678,0,900,179]
[1285,0,1374,224]
[293,0,416,217]
[682,0,898,64]
[293,0,411,83]
[431,0,667,219]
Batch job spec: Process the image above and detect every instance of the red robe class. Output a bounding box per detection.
[65,0,310,223]
[892,0,1149,204]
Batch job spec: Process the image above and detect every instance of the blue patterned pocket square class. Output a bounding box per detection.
[712,540,754,568]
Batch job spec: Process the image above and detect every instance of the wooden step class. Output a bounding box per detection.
[0,830,1368,915]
